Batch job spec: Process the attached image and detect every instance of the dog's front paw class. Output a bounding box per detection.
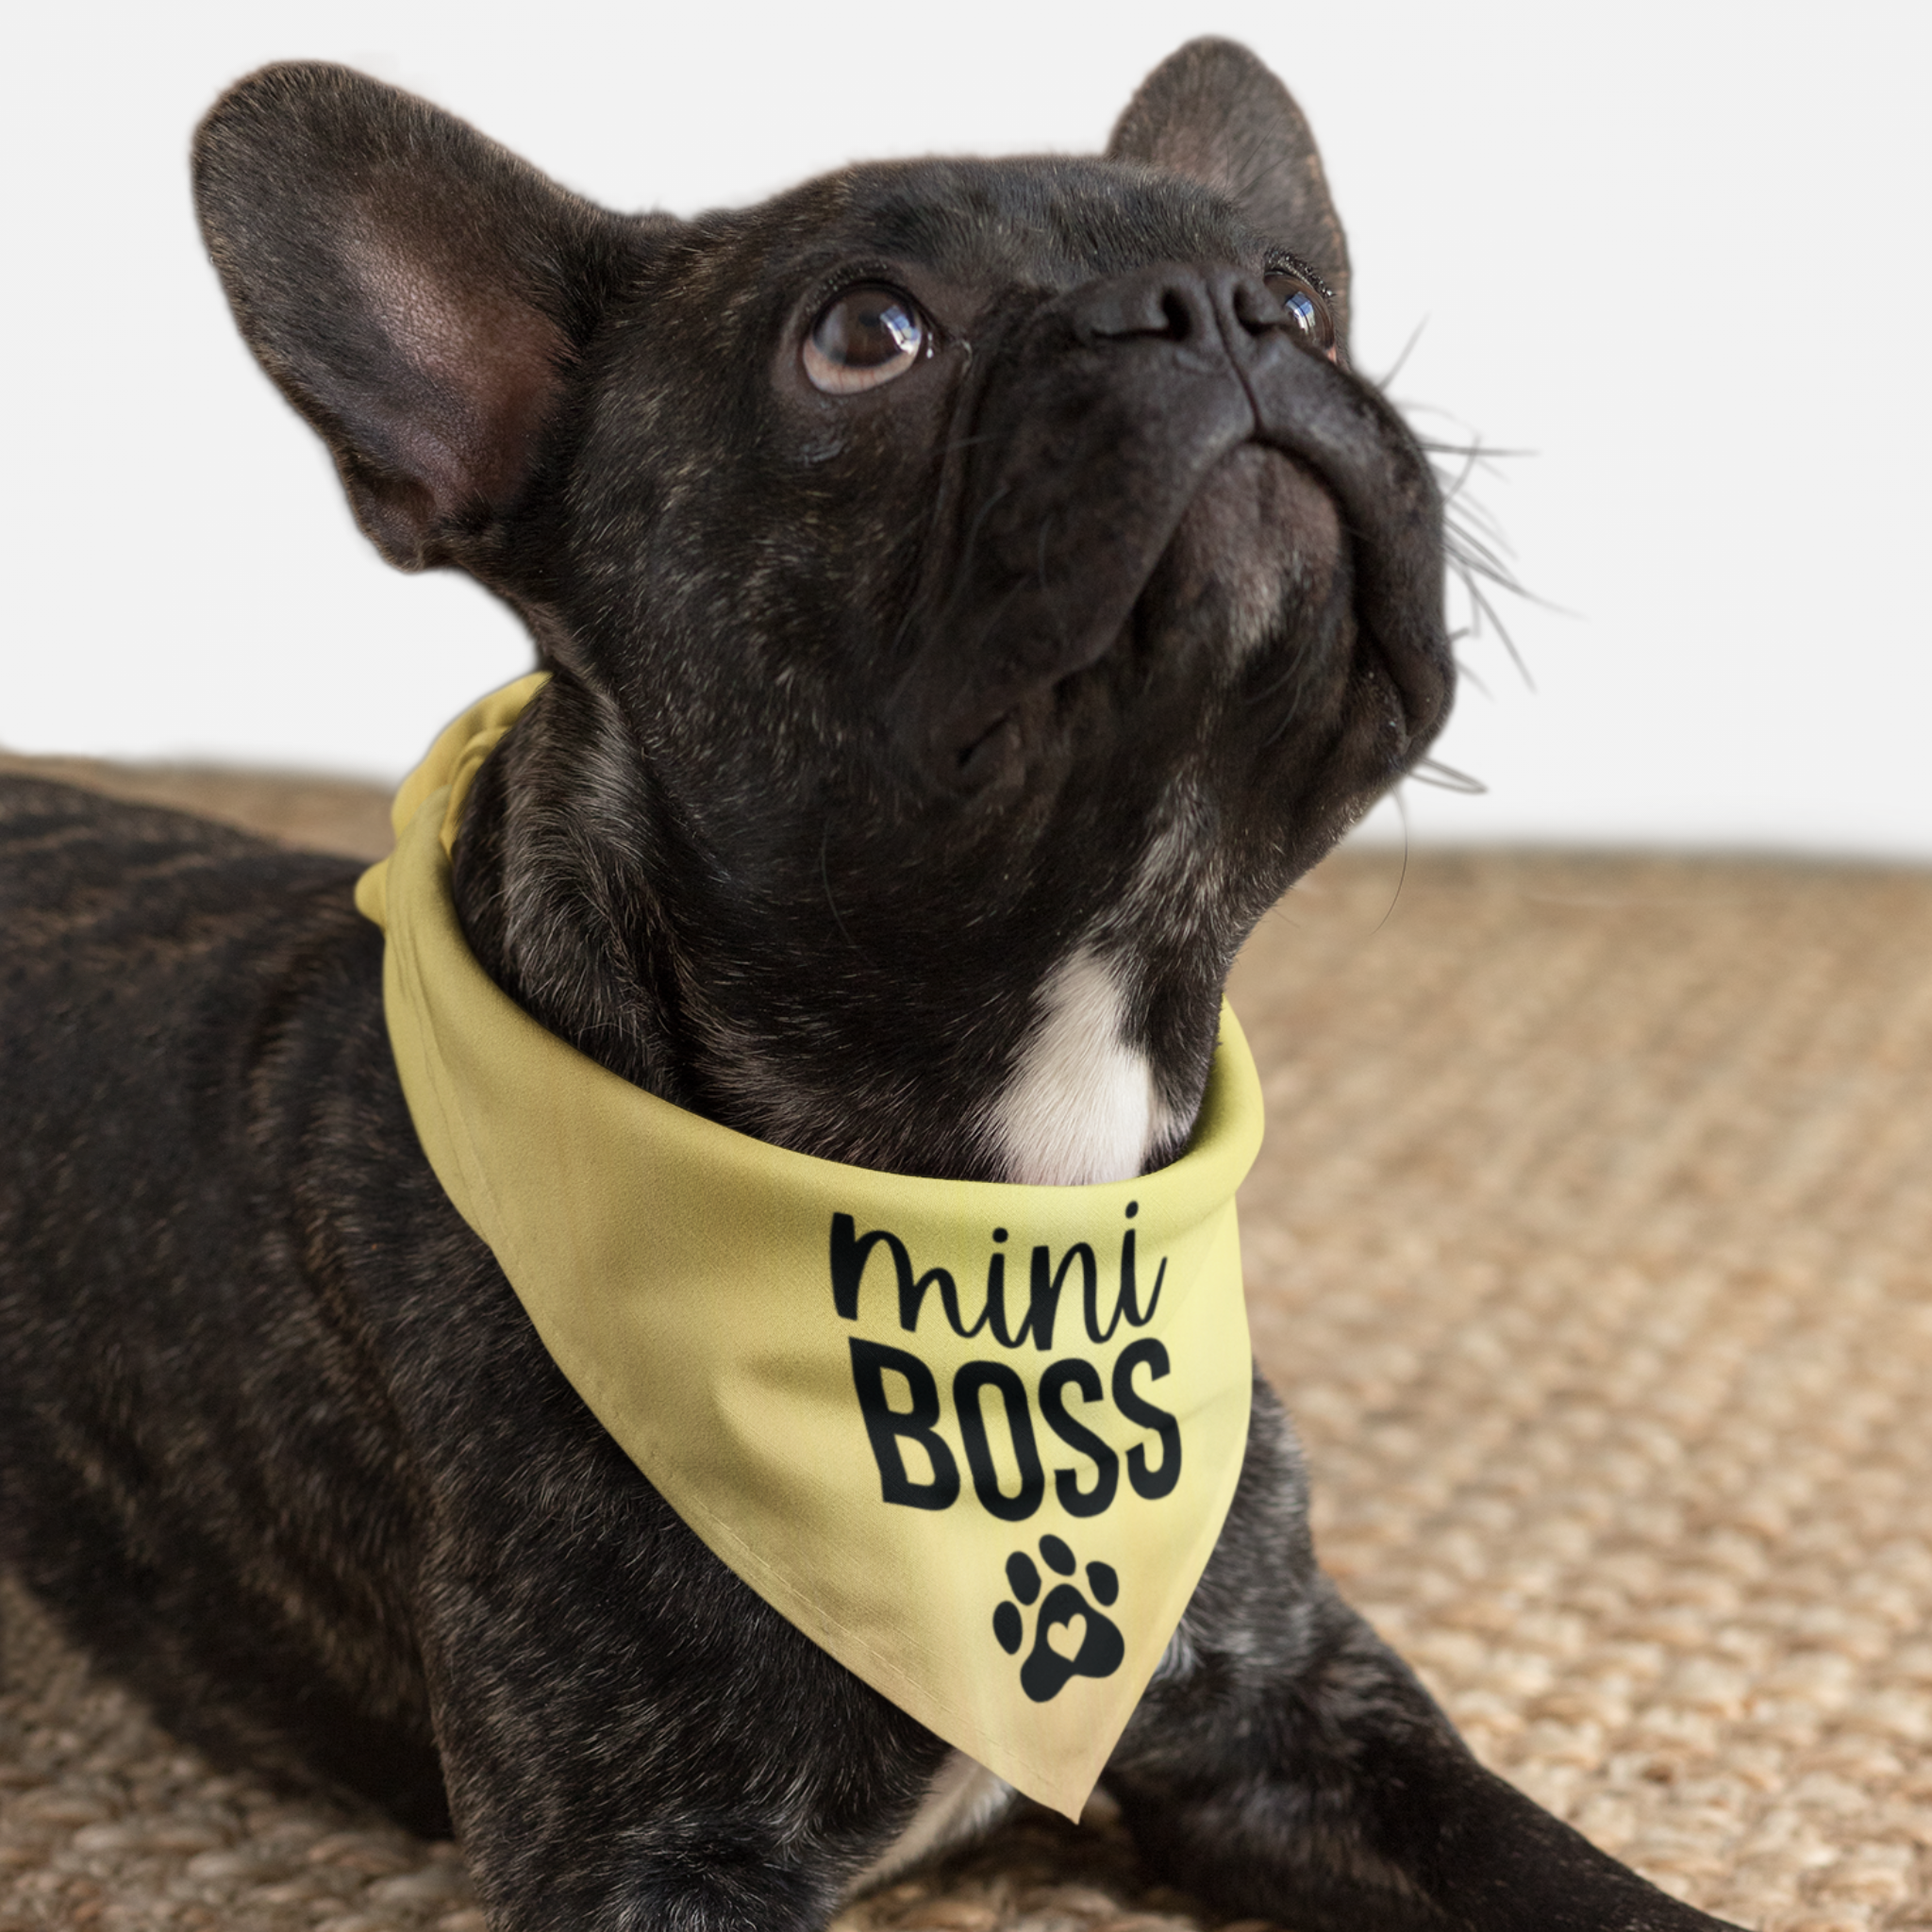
[991,1535,1124,1702]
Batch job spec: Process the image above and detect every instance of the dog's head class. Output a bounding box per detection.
[194,42,1450,1181]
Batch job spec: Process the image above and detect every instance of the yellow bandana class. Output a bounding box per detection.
[355,677,1263,1818]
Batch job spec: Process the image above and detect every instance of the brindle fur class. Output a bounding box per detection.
[0,42,1739,1932]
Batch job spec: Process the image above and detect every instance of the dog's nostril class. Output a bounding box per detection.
[1075,272,1214,344]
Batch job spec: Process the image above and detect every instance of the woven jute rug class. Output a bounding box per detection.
[5,754,1931,1932]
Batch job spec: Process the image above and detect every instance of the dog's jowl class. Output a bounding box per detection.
[0,40,1740,1932]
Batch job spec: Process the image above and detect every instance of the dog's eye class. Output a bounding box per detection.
[805,286,927,394]
[1264,269,1337,361]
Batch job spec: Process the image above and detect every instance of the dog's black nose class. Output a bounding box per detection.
[1071,265,1320,360]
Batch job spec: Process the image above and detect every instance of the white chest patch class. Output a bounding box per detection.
[985,947,1175,1186]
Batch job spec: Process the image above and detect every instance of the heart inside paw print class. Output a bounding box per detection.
[991,1532,1124,1702]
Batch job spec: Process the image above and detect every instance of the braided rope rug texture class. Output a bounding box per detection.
[4,759,1931,1932]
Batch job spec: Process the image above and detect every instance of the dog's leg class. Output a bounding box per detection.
[412,1557,950,1928]
[1106,1382,1741,1932]
[392,1367,956,1932]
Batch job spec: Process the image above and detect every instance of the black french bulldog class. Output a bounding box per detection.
[0,40,1739,1932]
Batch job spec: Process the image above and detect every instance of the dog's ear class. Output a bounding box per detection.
[194,63,643,570]
[1108,39,1351,348]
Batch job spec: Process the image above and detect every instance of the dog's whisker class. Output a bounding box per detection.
[1371,791,1412,933]
[1368,314,1429,391]
[818,825,861,955]
[1410,756,1487,794]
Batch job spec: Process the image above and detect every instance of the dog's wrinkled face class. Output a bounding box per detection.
[575,156,1444,871]
[194,46,1450,1177]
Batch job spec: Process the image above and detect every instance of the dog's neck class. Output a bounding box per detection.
[449,676,1225,1187]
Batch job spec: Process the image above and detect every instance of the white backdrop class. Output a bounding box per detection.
[4,1,1926,853]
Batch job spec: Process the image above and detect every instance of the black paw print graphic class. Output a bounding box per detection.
[991,1533,1124,1702]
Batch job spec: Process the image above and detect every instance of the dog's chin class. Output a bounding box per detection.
[1144,441,1349,676]
[949,443,1371,800]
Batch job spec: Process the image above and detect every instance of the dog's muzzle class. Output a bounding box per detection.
[891,263,1451,791]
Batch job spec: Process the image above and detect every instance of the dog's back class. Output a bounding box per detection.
[0,778,937,1868]
[0,776,452,1827]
